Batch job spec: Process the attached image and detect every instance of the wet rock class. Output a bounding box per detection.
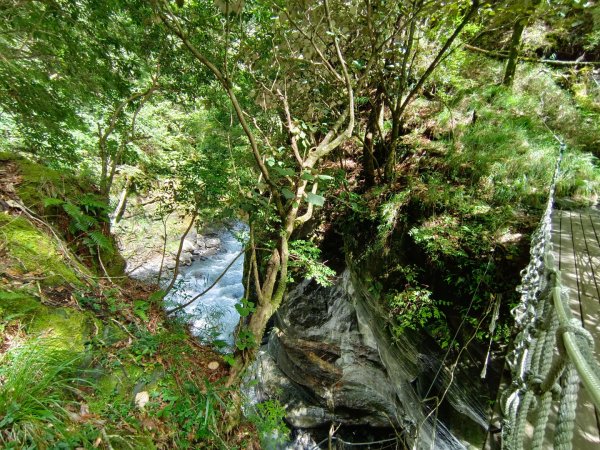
[180,251,193,266]
[194,233,221,257]
[181,239,196,254]
[253,276,402,429]
[204,237,220,248]
[250,271,488,449]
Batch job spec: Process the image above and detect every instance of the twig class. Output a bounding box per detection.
[163,213,196,296]
[11,200,94,286]
[101,428,115,450]
[97,244,116,287]
[110,318,136,340]
[464,43,600,66]
[166,250,244,315]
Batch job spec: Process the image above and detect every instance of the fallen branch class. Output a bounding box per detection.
[163,213,196,296]
[10,200,94,287]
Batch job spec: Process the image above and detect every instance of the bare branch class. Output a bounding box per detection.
[296,182,319,224]
[152,0,286,215]
[275,3,344,83]
[396,0,480,120]
[305,0,355,167]
[277,85,304,168]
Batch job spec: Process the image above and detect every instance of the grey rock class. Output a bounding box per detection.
[205,237,221,248]
[250,271,487,449]
[180,251,192,266]
[181,239,197,254]
[252,275,402,429]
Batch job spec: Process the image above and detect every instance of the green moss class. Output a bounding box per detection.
[15,157,89,210]
[0,290,41,319]
[0,212,85,286]
[0,290,97,351]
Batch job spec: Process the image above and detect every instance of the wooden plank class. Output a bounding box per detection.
[571,211,597,326]
[581,210,600,303]
[565,211,600,446]
[550,210,600,448]
[555,211,584,324]
[579,210,600,442]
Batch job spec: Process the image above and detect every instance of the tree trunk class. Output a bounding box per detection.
[363,127,376,187]
[225,236,288,387]
[362,93,383,187]
[112,177,131,225]
[384,110,401,182]
[502,18,526,87]
[503,0,541,86]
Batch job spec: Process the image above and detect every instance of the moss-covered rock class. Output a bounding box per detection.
[0,290,98,351]
[0,212,86,287]
[1,152,126,277]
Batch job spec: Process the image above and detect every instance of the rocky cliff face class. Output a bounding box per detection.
[249,270,490,449]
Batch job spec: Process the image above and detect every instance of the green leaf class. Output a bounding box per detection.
[42,197,64,207]
[86,231,113,254]
[133,300,149,321]
[281,187,295,199]
[306,193,325,207]
[274,167,295,177]
[301,172,314,181]
[316,174,334,181]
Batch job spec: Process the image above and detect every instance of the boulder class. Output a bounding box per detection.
[252,277,402,429]
[195,233,221,256]
[180,251,193,266]
[250,271,488,449]
[181,239,197,254]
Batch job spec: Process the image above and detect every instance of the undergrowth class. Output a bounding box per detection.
[0,156,264,449]
[0,339,89,448]
[351,64,600,353]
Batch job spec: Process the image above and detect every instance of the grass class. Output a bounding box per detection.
[443,79,600,209]
[0,338,89,448]
[354,64,600,350]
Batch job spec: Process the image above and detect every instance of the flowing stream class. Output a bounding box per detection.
[163,224,487,449]
[166,223,246,346]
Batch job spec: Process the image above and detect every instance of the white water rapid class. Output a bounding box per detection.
[166,223,246,346]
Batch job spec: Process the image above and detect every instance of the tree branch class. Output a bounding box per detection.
[304,0,355,167]
[396,0,480,120]
[153,0,285,216]
[166,250,245,315]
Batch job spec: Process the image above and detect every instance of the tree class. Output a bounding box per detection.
[502,0,542,86]
[149,0,356,385]
[351,0,481,182]
[0,1,155,162]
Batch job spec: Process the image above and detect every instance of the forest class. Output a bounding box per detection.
[1,0,600,449]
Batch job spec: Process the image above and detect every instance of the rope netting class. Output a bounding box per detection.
[501,143,600,449]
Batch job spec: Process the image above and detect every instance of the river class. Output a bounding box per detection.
[165,223,246,347]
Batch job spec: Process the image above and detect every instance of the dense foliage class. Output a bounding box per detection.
[1,0,600,447]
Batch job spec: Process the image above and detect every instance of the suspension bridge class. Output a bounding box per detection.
[486,146,600,449]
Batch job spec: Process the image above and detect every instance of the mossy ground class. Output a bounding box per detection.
[0,212,85,287]
[0,155,260,449]
[0,152,126,276]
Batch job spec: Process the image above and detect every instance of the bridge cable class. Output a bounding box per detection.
[500,138,600,449]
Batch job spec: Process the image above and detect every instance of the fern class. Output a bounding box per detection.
[84,231,113,255]
[42,196,114,260]
[42,197,65,208]
[79,195,109,214]
[62,203,96,232]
